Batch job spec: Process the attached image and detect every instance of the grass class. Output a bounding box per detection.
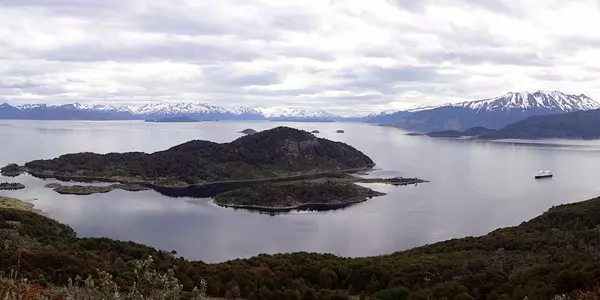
[0,197,40,214]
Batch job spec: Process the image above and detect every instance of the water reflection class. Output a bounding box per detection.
[2,120,600,262]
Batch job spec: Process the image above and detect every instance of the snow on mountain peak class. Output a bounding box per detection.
[260,107,336,119]
[452,91,600,112]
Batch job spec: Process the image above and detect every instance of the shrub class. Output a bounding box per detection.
[0,255,206,300]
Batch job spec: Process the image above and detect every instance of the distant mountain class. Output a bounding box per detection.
[0,102,349,121]
[361,110,411,124]
[380,91,600,132]
[131,103,265,121]
[0,103,129,120]
[261,108,339,122]
[144,116,200,123]
[476,109,600,140]
[0,102,266,121]
[3,91,593,126]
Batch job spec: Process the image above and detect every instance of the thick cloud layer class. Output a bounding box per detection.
[1,0,600,115]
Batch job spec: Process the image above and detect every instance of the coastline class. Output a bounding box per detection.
[214,191,387,213]
[0,196,43,215]
[26,167,379,198]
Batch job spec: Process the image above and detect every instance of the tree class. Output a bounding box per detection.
[372,286,411,300]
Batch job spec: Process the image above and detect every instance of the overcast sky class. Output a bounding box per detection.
[2,0,600,115]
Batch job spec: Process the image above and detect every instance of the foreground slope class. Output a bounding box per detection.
[5,195,600,299]
[22,127,375,185]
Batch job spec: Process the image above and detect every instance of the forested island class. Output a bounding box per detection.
[18,127,375,186]
[4,195,600,299]
[214,180,386,212]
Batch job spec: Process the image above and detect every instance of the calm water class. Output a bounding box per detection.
[2,120,600,263]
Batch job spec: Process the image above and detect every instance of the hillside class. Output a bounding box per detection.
[20,127,375,185]
[383,91,600,131]
[479,109,600,140]
[5,195,600,299]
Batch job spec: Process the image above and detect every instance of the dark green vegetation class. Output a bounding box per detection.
[479,109,600,139]
[239,128,257,135]
[0,182,25,190]
[18,127,375,186]
[0,164,25,177]
[214,180,386,212]
[6,196,600,299]
[359,177,426,186]
[427,127,495,138]
[428,109,600,140]
[144,116,200,123]
[44,183,149,195]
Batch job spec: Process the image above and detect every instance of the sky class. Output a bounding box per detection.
[2,0,600,115]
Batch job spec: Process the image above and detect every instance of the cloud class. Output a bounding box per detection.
[2,0,600,115]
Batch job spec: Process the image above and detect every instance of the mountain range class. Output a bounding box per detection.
[1,91,598,128]
[0,102,340,122]
[367,91,600,131]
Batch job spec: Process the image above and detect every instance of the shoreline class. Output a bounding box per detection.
[0,196,43,215]
[26,167,385,198]
[215,198,372,213]
[215,189,387,213]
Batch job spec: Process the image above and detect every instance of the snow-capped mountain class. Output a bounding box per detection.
[261,108,339,121]
[70,103,133,113]
[451,91,600,112]
[4,91,592,125]
[0,102,332,121]
[378,91,600,131]
[132,103,226,115]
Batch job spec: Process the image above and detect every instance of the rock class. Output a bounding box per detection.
[0,182,25,190]
[45,183,149,195]
[44,183,62,189]
[239,128,258,135]
[336,130,345,133]
[1,164,25,177]
[311,130,320,134]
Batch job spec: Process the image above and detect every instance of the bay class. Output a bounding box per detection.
[2,120,600,262]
